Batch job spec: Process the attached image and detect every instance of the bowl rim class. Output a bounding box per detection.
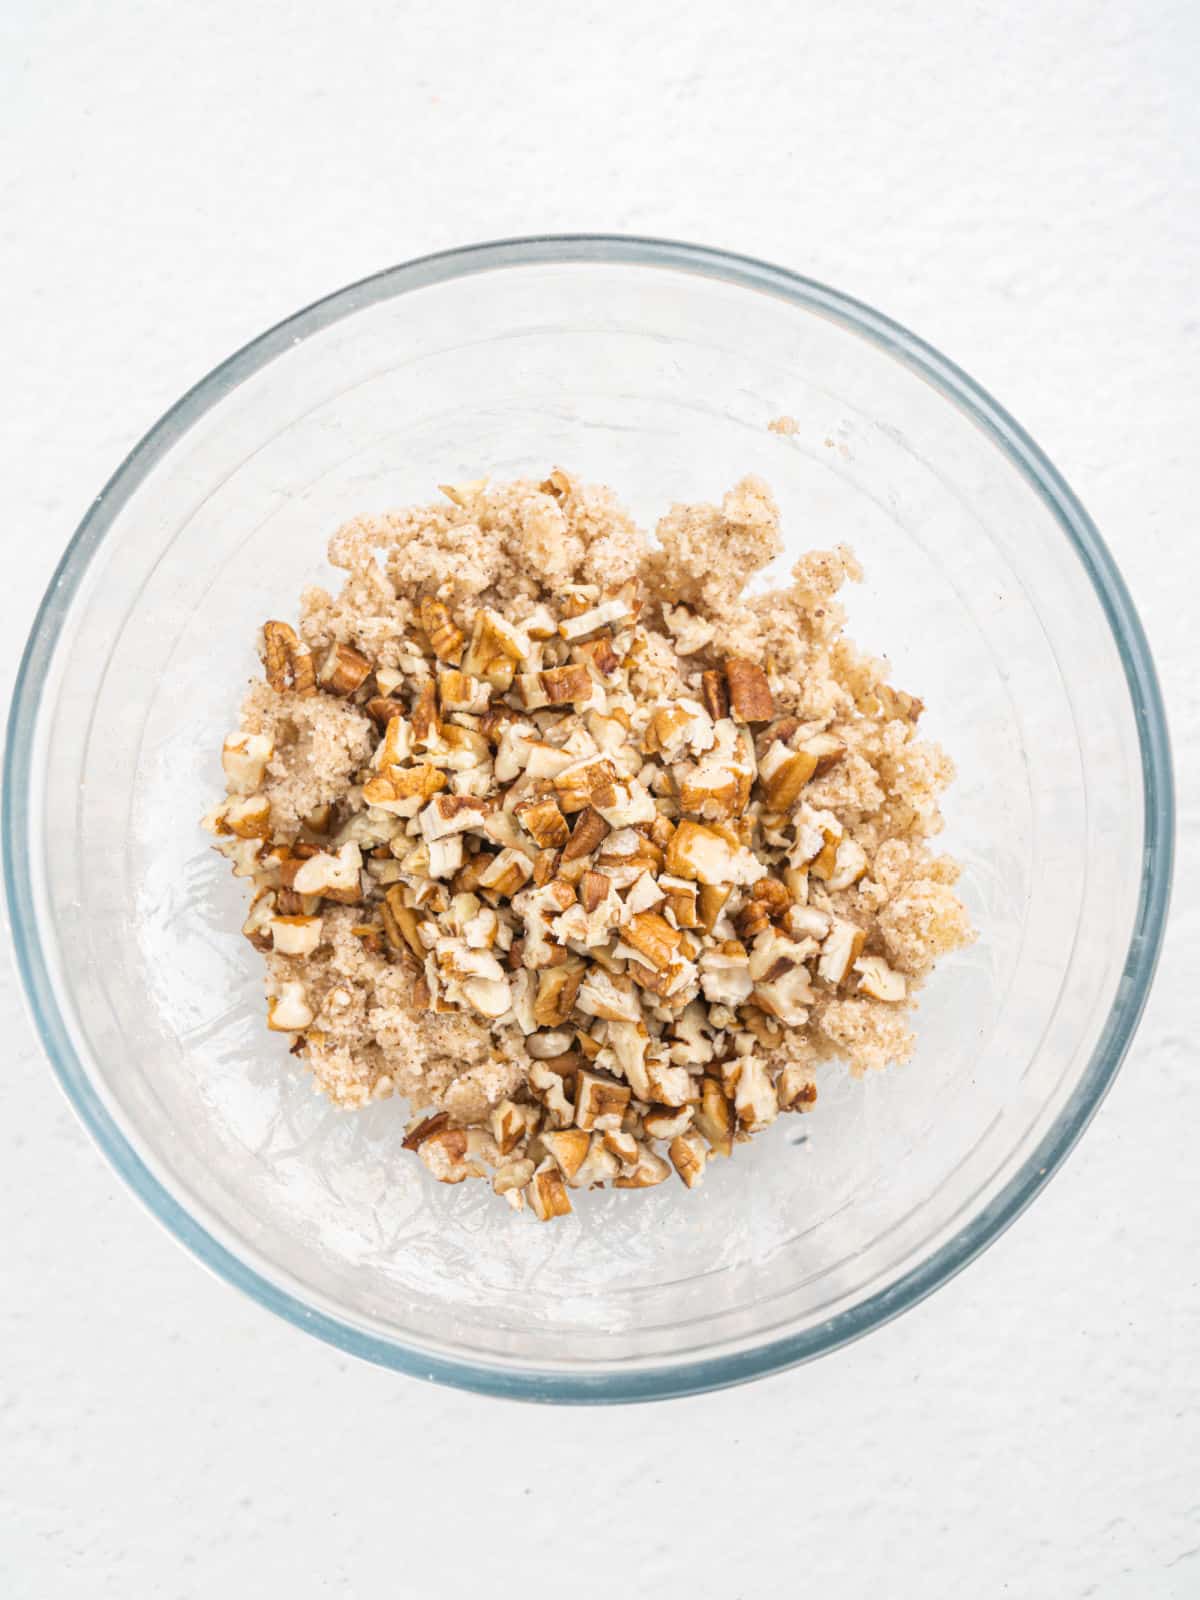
[3,234,1175,1403]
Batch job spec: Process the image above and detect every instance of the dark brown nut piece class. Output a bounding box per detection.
[529,1159,573,1221]
[561,805,611,862]
[317,642,372,697]
[724,657,775,723]
[669,1131,708,1188]
[697,882,732,935]
[402,1110,450,1152]
[381,886,427,960]
[701,669,729,720]
[366,696,405,727]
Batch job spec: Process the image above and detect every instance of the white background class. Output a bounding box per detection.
[2,2,1197,1594]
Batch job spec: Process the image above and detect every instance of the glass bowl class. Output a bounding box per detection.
[4,237,1173,1402]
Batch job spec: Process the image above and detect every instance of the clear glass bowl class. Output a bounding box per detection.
[4,237,1173,1402]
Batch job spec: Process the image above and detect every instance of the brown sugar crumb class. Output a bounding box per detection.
[203,470,974,1218]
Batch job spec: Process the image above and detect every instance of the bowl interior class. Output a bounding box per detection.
[13,246,1161,1395]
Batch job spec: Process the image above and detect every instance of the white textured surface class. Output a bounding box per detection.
[1,1,1196,1593]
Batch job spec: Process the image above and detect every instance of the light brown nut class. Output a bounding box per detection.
[267,981,314,1032]
[420,595,465,664]
[574,1068,631,1132]
[225,795,271,839]
[515,797,570,849]
[777,1066,818,1111]
[700,669,729,722]
[696,882,732,935]
[317,642,372,697]
[363,764,447,812]
[463,608,530,689]
[734,1056,778,1132]
[291,842,363,903]
[561,805,611,862]
[724,657,774,723]
[694,1077,734,1158]
[270,914,323,956]
[816,919,867,987]
[758,741,819,811]
[643,1105,694,1141]
[381,887,427,960]
[410,682,442,747]
[478,846,534,900]
[614,1145,671,1189]
[579,869,612,914]
[529,1159,573,1221]
[553,755,620,814]
[419,793,492,842]
[664,820,763,887]
[366,695,405,728]
[539,663,595,708]
[262,620,316,695]
[222,731,274,794]
[623,911,683,970]
[803,731,848,773]
[854,955,907,1002]
[438,669,491,713]
[659,875,699,929]
[541,1129,592,1183]
[669,1130,708,1188]
[533,963,585,1027]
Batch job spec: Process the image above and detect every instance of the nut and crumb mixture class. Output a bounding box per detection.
[204,470,973,1219]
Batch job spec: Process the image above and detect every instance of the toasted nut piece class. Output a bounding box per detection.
[758,740,819,810]
[292,841,363,902]
[538,662,595,708]
[317,642,372,697]
[696,882,732,935]
[734,1056,778,1132]
[854,955,907,1002]
[824,837,868,892]
[373,714,414,771]
[643,1105,694,1141]
[270,914,323,956]
[420,595,465,663]
[577,968,642,1023]
[817,919,867,986]
[493,1157,536,1201]
[363,764,447,813]
[417,1126,490,1184]
[381,887,427,960]
[366,695,405,727]
[531,849,560,887]
[402,1110,451,1151]
[735,900,771,940]
[267,980,314,1032]
[698,948,753,1007]
[553,755,620,813]
[575,634,622,676]
[225,794,271,839]
[644,699,715,761]
[515,797,570,849]
[461,974,513,1018]
[700,669,730,720]
[541,1128,591,1182]
[579,870,612,914]
[529,1062,575,1128]
[669,1130,708,1188]
[602,1128,640,1168]
[574,1069,631,1132]
[222,731,274,794]
[623,911,683,970]
[438,669,491,713]
[724,657,774,723]
[409,682,442,748]
[802,731,848,773]
[262,620,316,694]
[518,602,558,639]
[561,805,611,862]
[534,963,585,1027]
[869,684,924,722]
[478,846,534,899]
[614,1144,671,1189]
[694,1078,734,1158]
[463,608,529,689]
[777,1066,818,1111]
[558,595,635,642]
[529,1159,573,1221]
[419,794,492,841]
[665,820,765,887]
[659,875,699,928]
[241,890,276,951]
[540,468,572,500]
[526,1028,576,1059]
[427,835,464,879]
